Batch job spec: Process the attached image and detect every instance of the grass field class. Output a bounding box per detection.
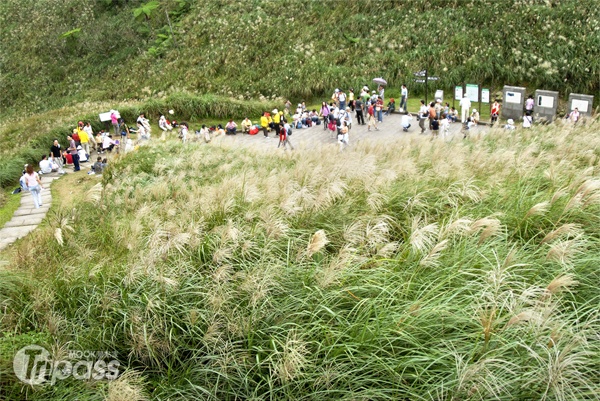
[0,118,598,400]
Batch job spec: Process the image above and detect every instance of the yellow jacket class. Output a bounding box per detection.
[273,113,280,124]
[78,128,89,143]
[260,116,269,128]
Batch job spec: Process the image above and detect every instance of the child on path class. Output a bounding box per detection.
[277,122,294,150]
[367,103,379,131]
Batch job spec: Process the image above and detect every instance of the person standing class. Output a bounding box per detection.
[375,97,384,123]
[355,98,365,125]
[338,90,347,111]
[23,164,44,209]
[260,112,270,138]
[348,89,355,111]
[459,94,471,123]
[50,139,65,174]
[378,85,385,101]
[78,122,90,158]
[491,100,501,124]
[525,95,534,113]
[320,102,330,131]
[400,84,408,112]
[419,100,429,134]
[110,110,119,136]
[428,102,437,130]
[367,103,379,131]
[67,135,80,171]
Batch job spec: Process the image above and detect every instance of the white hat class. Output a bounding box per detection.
[272,109,278,114]
[168,109,174,115]
[507,119,514,124]
[335,89,339,93]
[472,109,477,112]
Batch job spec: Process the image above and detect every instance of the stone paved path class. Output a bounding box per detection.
[0,174,60,251]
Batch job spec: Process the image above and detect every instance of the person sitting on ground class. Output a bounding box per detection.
[103,135,116,152]
[137,113,151,134]
[301,111,310,127]
[505,119,516,131]
[241,117,252,134]
[62,150,73,165]
[136,122,149,140]
[159,114,173,132]
[39,154,58,174]
[91,156,106,174]
[309,109,319,123]
[401,113,413,132]
[443,102,450,116]
[216,124,226,136]
[384,98,396,116]
[77,145,89,162]
[449,107,458,122]
[471,109,480,125]
[225,119,238,135]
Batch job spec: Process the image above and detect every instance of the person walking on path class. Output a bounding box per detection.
[67,135,80,171]
[23,164,44,209]
[338,121,349,151]
[348,89,355,111]
[459,94,471,123]
[400,84,408,112]
[355,98,365,125]
[277,122,294,150]
[50,139,65,174]
[367,103,379,131]
[419,100,429,134]
[320,102,330,130]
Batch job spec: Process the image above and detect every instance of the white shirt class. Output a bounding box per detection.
[419,105,428,118]
[523,115,532,128]
[459,97,471,109]
[401,114,413,127]
[39,160,52,174]
[83,125,93,136]
[401,87,408,97]
[338,93,346,102]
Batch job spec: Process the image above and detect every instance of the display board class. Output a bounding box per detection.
[505,91,522,104]
[466,84,479,102]
[571,99,589,112]
[537,95,554,108]
[99,111,121,122]
[454,86,463,100]
[481,89,490,103]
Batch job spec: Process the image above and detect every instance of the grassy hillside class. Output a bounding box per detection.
[1,0,599,117]
[1,121,599,400]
